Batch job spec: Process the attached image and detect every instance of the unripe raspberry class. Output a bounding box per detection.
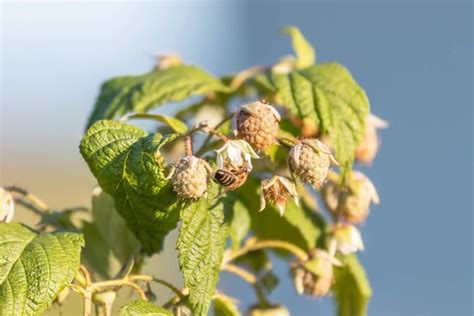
[291,249,341,298]
[322,171,379,224]
[247,304,290,316]
[288,139,337,189]
[236,101,281,150]
[170,156,212,200]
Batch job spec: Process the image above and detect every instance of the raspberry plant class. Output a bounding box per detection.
[0,27,387,316]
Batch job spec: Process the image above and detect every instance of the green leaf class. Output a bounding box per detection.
[282,26,316,68]
[0,223,84,315]
[333,254,372,316]
[79,120,182,254]
[87,65,230,128]
[214,294,241,316]
[177,194,229,316]
[82,221,113,279]
[91,187,140,262]
[119,300,172,316]
[267,62,370,166]
[229,200,251,250]
[122,113,189,134]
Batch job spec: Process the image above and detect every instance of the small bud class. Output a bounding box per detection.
[259,176,298,216]
[0,188,14,223]
[288,139,338,189]
[291,249,341,298]
[236,101,281,150]
[170,156,213,200]
[330,223,364,255]
[247,304,290,316]
[322,171,379,224]
[355,114,389,165]
[215,139,259,171]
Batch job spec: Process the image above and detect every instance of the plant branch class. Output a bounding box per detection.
[223,238,308,264]
[221,264,257,284]
[163,288,189,309]
[6,186,50,213]
[184,135,193,156]
[196,112,234,156]
[150,277,184,297]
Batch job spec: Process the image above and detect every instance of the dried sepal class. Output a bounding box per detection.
[259,176,299,216]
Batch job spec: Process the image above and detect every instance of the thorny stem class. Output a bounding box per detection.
[223,238,309,264]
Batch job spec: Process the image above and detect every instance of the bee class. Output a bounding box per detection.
[213,166,249,191]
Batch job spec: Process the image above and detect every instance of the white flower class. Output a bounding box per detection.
[331,224,365,255]
[0,188,15,223]
[259,176,299,216]
[215,139,259,171]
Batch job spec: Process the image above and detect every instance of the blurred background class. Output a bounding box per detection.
[1,1,472,315]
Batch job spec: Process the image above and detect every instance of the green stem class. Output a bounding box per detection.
[224,238,308,264]
[151,277,184,298]
[221,264,257,284]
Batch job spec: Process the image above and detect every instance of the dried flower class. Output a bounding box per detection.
[355,114,389,165]
[292,249,341,298]
[259,176,298,216]
[322,171,380,224]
